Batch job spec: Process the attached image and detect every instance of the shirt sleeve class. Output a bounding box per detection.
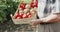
[52,0,60,14]
[37,0,46,18]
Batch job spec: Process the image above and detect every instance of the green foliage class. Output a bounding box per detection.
[0,0,20,23]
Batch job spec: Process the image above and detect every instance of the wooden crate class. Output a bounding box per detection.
[11,0,38,24]
[11,15,36,24]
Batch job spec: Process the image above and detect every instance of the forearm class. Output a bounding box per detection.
[40,14,60,23]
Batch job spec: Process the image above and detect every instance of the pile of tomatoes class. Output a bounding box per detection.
[14,0,38,19]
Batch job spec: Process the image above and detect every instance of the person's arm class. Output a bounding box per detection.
[30,14,60,26]
[40,13,60,23]
[40,0,60,23]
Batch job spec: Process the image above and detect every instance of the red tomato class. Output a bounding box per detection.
[15,14,20,19]
[26,12,31,16]
[28,15,32,18]
[15,12,23,19]
[30,0,38,8]
[20,3,26,10]
[30,2,38,8]
[23,14,28,18]
[19,13,23,19]
[26,12,32,18]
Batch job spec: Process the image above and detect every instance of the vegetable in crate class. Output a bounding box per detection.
[30,0,38,8]
[15,11,23,19]
[20,3,26,10]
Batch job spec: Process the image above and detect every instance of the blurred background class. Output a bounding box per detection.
[0,0,35,32]
[0,0,20,24]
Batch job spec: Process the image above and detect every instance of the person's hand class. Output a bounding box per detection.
[30,19,41,26]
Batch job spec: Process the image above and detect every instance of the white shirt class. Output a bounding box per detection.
[37,0,46,18]
[37,0,60,32]
[37,0,60,18]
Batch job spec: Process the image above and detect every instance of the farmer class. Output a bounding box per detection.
[30,0,60,32]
